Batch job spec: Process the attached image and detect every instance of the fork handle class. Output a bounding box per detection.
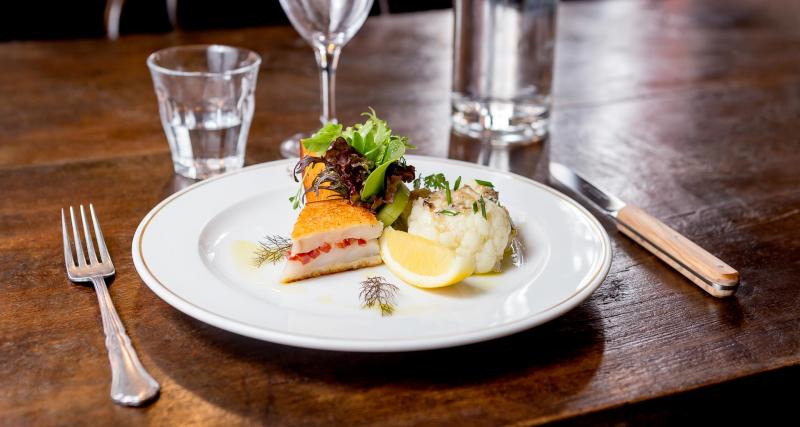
[91,277,160,406]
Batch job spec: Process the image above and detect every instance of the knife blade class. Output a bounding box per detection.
[549,162,740,297]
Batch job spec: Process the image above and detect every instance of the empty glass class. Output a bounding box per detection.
[278,0,375,158]
[453,0,557,144]
[147,45,261,179]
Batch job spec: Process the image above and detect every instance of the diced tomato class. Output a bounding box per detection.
[288,248,322,265]
[289,238,365,264]
[304,249,320,264]
[335,238,360,248]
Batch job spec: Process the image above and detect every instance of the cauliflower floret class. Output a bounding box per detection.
[407,181,512,273]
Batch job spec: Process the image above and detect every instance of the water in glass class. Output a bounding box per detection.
[453,0,557,144]
[148,45,260,179]
[165,110,247,177]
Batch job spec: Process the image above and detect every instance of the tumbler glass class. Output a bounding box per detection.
[147,45,261,179]
[452,0,557,144]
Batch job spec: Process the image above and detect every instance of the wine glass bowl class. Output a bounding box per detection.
[280,0,373,48]
[278,0,375,158]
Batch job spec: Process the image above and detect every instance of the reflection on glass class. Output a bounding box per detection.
[448,129,550,182]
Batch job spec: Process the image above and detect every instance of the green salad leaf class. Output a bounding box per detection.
[383,136,406,164]
[360,135,409,199]
[301,123,342,153]
[304,108,417,162]
[299,108,416,204]
[360,162,391,199]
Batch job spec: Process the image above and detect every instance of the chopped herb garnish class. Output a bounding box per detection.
[475,179,494,188]
[472,201,479,214]
[479,196,487,219]
[445,182,452,204]
[359,276,399,316]
[413,174,421,189]
[422,173,448,191]
[437,209,460,216]
[253,235,292,267]
[453,176,462,190]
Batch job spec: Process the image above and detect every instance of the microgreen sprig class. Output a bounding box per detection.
[289,185,304,210]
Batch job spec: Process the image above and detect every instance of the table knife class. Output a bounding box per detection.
[549,162,740,297]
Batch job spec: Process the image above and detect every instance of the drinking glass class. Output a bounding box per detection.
[453,0,557,144]
[278,0,375,158]
[147,45,261,179]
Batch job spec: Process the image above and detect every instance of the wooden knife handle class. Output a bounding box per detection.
[616,205,740,297]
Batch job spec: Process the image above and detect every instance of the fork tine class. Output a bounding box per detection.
[90,204,111,264]
[69,206,86,267]
[61,208,75,269]
[80,205,98,264]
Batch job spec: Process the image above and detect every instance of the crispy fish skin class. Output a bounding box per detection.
[282,147,384,282]
[282,201,383,281]
[291,199,380,241]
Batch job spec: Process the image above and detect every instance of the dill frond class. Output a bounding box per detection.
[359,276,400,316]
[253,235,292,267]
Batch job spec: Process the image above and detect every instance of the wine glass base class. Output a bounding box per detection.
[279,133,309,158]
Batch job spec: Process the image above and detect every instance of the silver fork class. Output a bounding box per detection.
[61,204,160,406]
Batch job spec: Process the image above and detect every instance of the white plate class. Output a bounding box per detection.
[132,156,611,352]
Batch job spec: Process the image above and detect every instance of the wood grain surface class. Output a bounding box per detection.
[1,0,799,425]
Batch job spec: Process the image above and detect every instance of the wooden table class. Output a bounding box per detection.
[2,0,798,425]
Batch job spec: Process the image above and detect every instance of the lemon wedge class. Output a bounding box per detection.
[379,227,475,288]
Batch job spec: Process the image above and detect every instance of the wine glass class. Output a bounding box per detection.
[278,0,375,158]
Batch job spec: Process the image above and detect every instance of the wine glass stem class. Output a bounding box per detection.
[314,43,342,125]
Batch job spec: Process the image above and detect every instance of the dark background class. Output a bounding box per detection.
[0,0,453,41]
